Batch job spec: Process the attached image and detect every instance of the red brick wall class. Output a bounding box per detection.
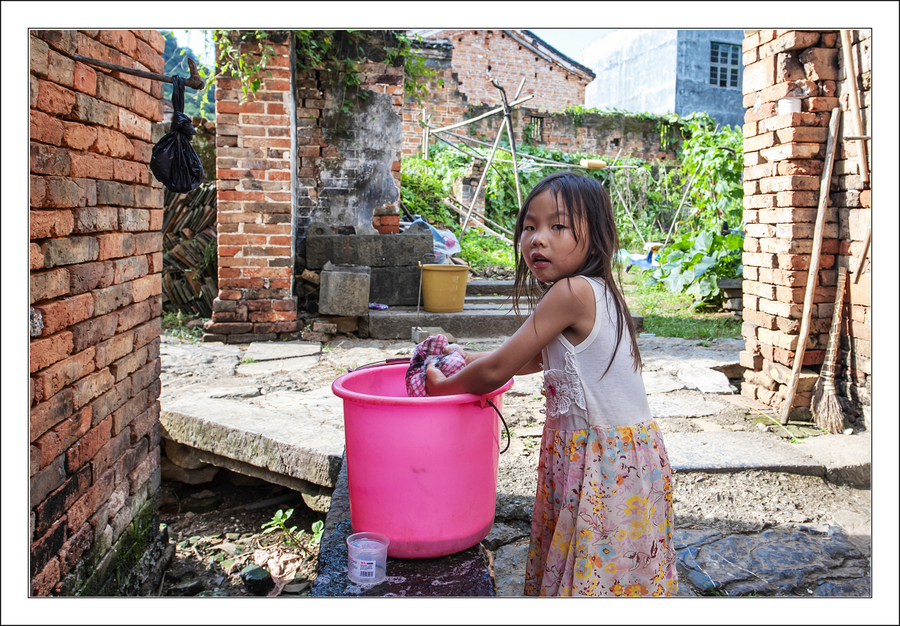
[433,30,588,111]
[29,29,166,595]
[403,31,591,155]
[739,30,871,420]
[206,32,299,343]
[209,31,405,335]
[402,34,676,163]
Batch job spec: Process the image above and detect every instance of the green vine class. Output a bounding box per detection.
[210,29,441,110]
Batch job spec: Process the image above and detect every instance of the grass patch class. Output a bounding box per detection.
[622,268,741,341]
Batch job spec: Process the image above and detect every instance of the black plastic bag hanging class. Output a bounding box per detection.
[150,75,205,193]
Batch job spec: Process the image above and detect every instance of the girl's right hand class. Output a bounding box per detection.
[443,344,480,366]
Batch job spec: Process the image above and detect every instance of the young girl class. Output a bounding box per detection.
[426,171,677,596]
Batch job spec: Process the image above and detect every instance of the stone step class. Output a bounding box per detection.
[466,279,515,296]
[367,300,644,340]
[367,304,527,340]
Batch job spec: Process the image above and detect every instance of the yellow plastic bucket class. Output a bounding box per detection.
[421,264,469,313]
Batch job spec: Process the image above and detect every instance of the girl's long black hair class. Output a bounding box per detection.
[512,171,642,375]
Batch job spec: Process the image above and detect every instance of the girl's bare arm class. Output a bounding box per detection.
[426,277,594,395]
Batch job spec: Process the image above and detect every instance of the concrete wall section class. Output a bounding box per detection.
[293,38,405,241]
[583,29,678,116]
[676,30,745,129]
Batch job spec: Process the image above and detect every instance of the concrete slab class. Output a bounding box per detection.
[466,280,515,296]
[208,385,262,399]
[242,341,321,362]
[236,355,319,376]
[643,370,688,394]
[664,431,825,476]
[793,431,871,487]
[159,388,345,488]
[649,395,729,418]
[677,366,735,394]
[639,337,744,374]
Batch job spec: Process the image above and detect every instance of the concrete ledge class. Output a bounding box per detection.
[665,431,825,476]
[792,431,871,488]
[311,456,494,597]
[160,440,335,511]
[159,389,344,488]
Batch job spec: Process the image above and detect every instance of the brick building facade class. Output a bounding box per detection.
[403,30,596,156]
[29,29,168,595]
[738,30,871,425]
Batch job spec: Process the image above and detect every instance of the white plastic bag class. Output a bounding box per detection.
[410,219,460,264]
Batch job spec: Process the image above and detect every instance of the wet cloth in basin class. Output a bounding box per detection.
[405,334,467,397]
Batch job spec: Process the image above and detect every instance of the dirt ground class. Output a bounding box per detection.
[158,475,326,597]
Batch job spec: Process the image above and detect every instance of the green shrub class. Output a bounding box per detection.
[646,229,744,308]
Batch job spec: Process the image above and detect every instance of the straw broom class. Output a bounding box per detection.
[811,266,848,434]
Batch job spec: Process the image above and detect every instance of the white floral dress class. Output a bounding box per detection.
[523,277,678,596]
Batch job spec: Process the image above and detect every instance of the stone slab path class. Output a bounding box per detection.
[159,332,872,597]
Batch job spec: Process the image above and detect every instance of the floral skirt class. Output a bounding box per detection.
[524,419,678,596]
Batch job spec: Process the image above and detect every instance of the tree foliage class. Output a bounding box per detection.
[159,30,215,119]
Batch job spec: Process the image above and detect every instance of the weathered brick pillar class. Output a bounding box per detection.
[739,30,871,424]
[452,160,486,228]
[206,31,298,343]
[295,54,405,239]
[30,29,167,596]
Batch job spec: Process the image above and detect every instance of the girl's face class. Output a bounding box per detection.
[521,189,591,283]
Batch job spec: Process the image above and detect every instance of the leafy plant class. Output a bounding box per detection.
[676,112,744,230]
[458,231,515,268]
[646,229,743,308]
[261,508,304,546]
[624,270,741,340]
[162,310,205,344]
[212,29,441,109]
[159,31,215,119]
[311,520,324,545]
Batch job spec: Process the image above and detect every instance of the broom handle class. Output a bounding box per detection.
[780,107,842,424]
[820,266,848,385]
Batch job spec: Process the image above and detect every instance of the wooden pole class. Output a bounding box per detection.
[780,107,842,424]
[430,94,534,134]
[72,53,205,89]
[840,30,869,184]
[459,117,509,237]
[853,226,871,283]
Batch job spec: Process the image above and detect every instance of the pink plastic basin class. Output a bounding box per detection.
[332,362,513,559]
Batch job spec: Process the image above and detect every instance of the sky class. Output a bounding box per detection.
[528,29,613,64]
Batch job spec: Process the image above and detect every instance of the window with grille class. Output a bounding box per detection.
[709,42,739,88]
[528,116,544,142]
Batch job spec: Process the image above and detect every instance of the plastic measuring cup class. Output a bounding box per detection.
[347,532,389,585]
